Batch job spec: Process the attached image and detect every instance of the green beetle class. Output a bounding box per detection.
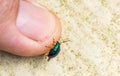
[48,41,60,61]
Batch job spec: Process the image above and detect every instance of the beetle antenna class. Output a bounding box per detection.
[60,39,71,44]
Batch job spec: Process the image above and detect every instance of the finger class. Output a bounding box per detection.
[0,25,48,56]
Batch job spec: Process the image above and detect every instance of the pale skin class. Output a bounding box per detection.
[0,0,61,56]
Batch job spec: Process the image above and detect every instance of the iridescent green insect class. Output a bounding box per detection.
[48,41,60,61]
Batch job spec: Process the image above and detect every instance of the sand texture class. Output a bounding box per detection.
[0,0,120,76]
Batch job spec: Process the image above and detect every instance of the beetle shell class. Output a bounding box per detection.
[48,42,60,61]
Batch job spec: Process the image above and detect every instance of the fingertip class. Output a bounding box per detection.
[0,0,62,56]
[15,0,62,56]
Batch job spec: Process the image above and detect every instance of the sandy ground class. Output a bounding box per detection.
[0,0,120,76]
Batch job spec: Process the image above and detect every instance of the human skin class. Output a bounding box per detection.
[0,0,61,56]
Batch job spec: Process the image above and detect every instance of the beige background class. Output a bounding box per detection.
[0,0,120,76]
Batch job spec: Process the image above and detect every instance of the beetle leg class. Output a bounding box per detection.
[45,46,51,48]
[47,57,51,61]
[53,38,56,45]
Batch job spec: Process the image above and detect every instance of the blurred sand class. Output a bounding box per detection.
[0,0,120,76]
